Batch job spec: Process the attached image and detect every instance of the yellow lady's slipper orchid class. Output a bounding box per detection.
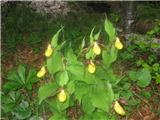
[93,42,101,55]
[57,89,67,102]
[88,60,96,74]
[114,101,125,116]
[37,66,46,78]
[45,44,53,57]
[115,37,123,50]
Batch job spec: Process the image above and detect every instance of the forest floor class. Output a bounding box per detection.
[2,42,160,120]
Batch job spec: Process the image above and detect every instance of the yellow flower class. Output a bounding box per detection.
[45,44,53,57]
[93,42,101,55]
[114,101,125,116]
[88,60,96,74]
[37,66,46,78]
[115,37,123,50]
[57,89,67,102]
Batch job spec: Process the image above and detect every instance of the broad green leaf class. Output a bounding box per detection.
[102,50,114,68]
[80,114,92,120]
[66,48,77,64]
[90,27,95,43]
[67,80,75,95]
[13,101,31,120]
[106,82,114,109]
[83,71,97,84]
[106,69,117,84]
[51,27,63,47]
[26,68,38,84]
[67,63,84,80]
[102,46,117,68]
[92,111,107,120]
[104,19,116,41]
[91,82,114,112]
[47,98,70,112]
[7,70,20,82]
[74,82,90,103]
[137,69,151,87]
[82,95,95,114]
[47,51,63,74]
[3,82,21,92]
[57,70,69,87]
[38,82,58,104]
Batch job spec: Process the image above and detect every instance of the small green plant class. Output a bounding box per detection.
[2,64,40,119]
[3,64,38,91]
[37,19,126,120]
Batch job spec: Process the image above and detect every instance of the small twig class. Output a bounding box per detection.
[137,109,143,119]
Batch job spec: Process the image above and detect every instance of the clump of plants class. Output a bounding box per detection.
[1,64,40,119]
[37,19,126,120]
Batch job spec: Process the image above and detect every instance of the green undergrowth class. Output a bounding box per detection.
[2,2,105,55]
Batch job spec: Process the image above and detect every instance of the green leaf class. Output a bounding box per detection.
[110,45,117,62]
[67,63,84,80]
[86,48,94,59]
[48,112,67,120]
[155,73,160,84]
[80,114,92,120]
[104,19,116,41]
[13,101,31,120]
[47,51,63,74]
[38,82,58,104]
[46,98,70,112]
[67,80,75,95]
[141,91,151,99]
[74,82,90,103]
[82,95,95,114]
[66,48,77,64]
[26,68,38,84]
[102,47,117,68]
[92,111,107,120]
[91,82,114,112]
[90,27,95,43]
[3,82,21,92]
[94,31,101,41]
[137,69,151,87]
[120,90,133,100]
[2,102,15,113]
[51,27,63,47]
[80,37,85,51]
[57,70,69,87]
[129,70,138,81]
[17,64,26,84]
[83,71,97,84]
[7,70,19,82]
